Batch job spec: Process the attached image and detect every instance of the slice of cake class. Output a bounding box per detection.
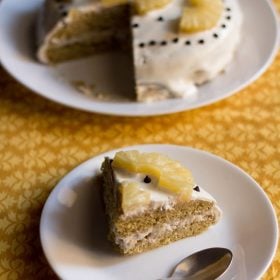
[101,150,221,255]
[37,0,242,102]
[37,0,131,63]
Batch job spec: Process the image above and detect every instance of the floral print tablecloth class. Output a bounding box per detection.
[0,4,280,280]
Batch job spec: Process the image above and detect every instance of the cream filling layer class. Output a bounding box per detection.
[114,206,221,252]
[49,30,116,47]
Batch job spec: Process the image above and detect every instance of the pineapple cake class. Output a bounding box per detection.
[101,150,221,255]
[37,0,242,102]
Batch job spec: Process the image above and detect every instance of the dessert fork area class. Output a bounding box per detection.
[0,6,280,280]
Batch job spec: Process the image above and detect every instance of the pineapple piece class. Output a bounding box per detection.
[112,150,140,172]
[134,0,172,15]
[119,181,151,213]
[113,150,194,201]
[180,0,223,33]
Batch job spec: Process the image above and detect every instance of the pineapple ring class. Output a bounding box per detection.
[112,151,194,201]
[180,0,224,33]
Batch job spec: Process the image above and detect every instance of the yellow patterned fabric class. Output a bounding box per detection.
[0,11,280,280]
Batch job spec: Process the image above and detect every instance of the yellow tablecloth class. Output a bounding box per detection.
[1,15,280,280]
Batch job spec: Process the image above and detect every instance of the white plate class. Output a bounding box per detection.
[40,144,278,280]
[0,0,279,116]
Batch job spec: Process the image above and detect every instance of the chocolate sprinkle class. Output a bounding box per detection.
[226,7,231,12]
[144,176,152,184]
[161,41,167,46]
[198,39,205,44]
[132,23,139,28]
[61,11,68,17]
[193,186,200,192]
[157,16,164,21]
[226,16,231,20]
[185,40,191,45]
[173,38,179,43]
[139,43,145,48]
[149,40,156,46]
[221,24,226,28]
[213,33,219,38]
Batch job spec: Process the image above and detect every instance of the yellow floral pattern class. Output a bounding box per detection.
[1,8,280,280]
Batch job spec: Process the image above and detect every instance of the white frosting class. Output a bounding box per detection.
[113,166,218,217]
[38,0,242,101]
[114,206,221,252]
[132,0,243,100]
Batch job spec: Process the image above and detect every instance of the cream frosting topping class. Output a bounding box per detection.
[113,166,219,217]
[38,0,242,102]
[132,0,243,100]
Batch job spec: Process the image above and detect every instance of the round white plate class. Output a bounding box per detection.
[0,0,279,116]
[40,144,278,280]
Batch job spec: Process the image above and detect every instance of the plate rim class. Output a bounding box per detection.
[0,0,279,116]
[39,144,279,279]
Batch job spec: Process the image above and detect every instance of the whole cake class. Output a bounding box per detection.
[37,0,242,102]
[101,150,221,255]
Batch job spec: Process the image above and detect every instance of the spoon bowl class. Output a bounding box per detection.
[170,247,233,280]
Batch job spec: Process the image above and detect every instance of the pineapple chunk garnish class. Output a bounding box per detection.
[113,150,194,201]
[113,150,140,172]
[180,0,223,33]
[134,0,172,15]
[119,182,151,213]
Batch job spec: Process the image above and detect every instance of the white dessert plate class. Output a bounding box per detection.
[0,0,279,116]
[40,144,278,280]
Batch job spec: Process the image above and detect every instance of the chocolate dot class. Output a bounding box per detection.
[144,176,151,184]
[185,40,191,45]
[213,33,219,38]
[226,7,231,11]
[221,24,226,28]
[149,40,156,46]
[132,23,139,28]
[157,16,164,21]
[226,16,231,20]
[173,38,179,43]
[198,39,205,44]
[161,41,167,46]
[139,43,145,48]
[193,186,200,192]
[61,11,68,17]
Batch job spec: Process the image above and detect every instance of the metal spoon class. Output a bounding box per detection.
[170,247,233,280]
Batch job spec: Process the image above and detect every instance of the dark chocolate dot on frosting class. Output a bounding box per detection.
[213,33,219,38]
[226,7,231,11]
[157,16,164,21]
[198,39,205,44]
[221,24,226,28]
[161,41,167,46]
[139,43,145,48]
[144,176,152,184]
[226,16,231,20]
[185,40,191,45]
[132,23,139,28]
[193,186,200,192]
[173,38,179,43]
[149,40,156,46]
[61,11,68,17]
